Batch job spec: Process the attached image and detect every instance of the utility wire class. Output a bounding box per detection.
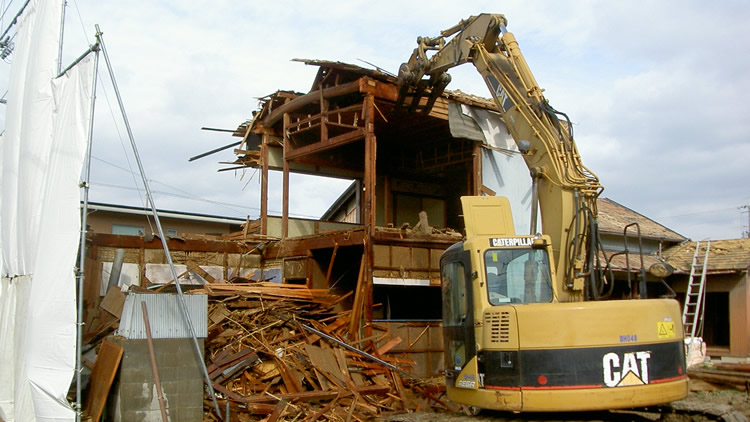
[0,0,17,24]
[70,1,154,231]
[657,206,743,220]
[91,155,264,217]
[88,181,325,221]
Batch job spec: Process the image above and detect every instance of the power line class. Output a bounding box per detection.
[657,206,741,220]
[91,155,262,217]
[88,181,326,221]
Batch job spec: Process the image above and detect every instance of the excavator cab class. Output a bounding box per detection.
[439,196,688,412]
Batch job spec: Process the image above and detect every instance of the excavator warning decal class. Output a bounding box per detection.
[657,321,676,339]
[602,351,651,387]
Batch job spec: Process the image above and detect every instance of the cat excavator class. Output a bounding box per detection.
[396,14,688,412]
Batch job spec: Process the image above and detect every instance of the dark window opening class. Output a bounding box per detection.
[372,285,441,321]
[703,292,729,347]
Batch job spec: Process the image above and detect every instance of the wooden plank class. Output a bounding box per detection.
[83,257,101,312]
[390,369,408,410]
[99,285,125,319]
[275,358,303,393]
[84,339,123,422]
[376,337,403,356]
[305,344,346,387]
[325,242,339,285]
[185,259,217,283]
[334,348,352,383]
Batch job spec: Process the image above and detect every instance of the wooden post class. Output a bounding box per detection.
[363,95,377,336]
[261,132,269,236]
[141,302,169,422]
[473,140,482,195]
[282,113,290,239]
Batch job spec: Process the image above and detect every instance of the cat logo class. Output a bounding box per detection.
[602,351,651,387]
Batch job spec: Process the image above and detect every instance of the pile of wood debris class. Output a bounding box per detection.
[191,281,454,421]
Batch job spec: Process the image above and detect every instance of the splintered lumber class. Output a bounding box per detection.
[200,280,440,420]
[303,324,417,379]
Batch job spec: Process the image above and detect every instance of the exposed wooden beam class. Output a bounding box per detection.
[90,233,249,253]
[264,229,366,257]
[285,128,365,161]
[263,79,361,128]
[263,77,400,129]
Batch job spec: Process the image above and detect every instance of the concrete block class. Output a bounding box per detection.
[111,337,203,421]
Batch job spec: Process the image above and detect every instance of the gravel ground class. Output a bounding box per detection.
[380,391,750,422]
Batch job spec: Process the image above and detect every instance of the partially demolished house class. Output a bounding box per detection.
[221,59,546,374]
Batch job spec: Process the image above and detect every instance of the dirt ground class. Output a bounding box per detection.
[382,389,750,422]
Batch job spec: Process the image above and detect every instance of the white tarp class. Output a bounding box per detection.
[0,0,95,420]
[449,103,536,235]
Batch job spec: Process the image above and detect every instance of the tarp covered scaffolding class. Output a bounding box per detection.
[0,0,96,420]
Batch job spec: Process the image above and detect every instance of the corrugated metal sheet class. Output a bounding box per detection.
[117,293,207,339]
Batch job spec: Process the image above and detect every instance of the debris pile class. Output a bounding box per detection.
[192,281,453,420]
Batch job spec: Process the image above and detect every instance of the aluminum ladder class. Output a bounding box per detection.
[682,240,710,339]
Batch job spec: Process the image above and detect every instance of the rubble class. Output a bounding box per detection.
[191,281,450,420]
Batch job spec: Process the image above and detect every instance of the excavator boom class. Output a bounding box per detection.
[398,13,604,300]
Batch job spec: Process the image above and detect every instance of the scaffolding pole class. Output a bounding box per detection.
[95,24,222,419]
[73,40,100,422]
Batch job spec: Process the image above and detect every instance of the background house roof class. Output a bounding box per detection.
[598,198,685,242]
[663,238,750,274]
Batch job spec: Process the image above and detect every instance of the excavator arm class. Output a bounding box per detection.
[397,14,610,300]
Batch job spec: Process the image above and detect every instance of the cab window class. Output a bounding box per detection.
[441,260,467,326]
[485,248,552,305]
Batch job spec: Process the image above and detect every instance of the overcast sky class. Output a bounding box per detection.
[3,0,749,241]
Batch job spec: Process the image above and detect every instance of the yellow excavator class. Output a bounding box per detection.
[396,14,688,412]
